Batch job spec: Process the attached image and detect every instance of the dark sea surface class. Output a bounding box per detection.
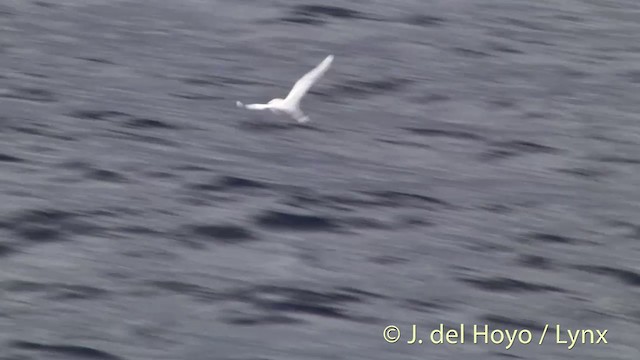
[1,0,640,359]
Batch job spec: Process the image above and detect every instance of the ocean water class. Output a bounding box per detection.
[1,1,639,359]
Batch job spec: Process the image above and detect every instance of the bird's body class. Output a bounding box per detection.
[236,55,334,123]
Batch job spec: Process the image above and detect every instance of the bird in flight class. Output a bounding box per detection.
[236,54,334,123]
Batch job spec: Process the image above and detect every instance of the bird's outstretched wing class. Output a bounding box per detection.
[284,55,333,105]
[236,101,270,110]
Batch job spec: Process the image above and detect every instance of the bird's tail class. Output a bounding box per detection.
[291,108,310,123]
[297,115,310,123]
[236,101,244,108]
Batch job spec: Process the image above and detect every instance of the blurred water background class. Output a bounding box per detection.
[1,1,640,359]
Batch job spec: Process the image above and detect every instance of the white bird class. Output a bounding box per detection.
[236,55,334,123]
